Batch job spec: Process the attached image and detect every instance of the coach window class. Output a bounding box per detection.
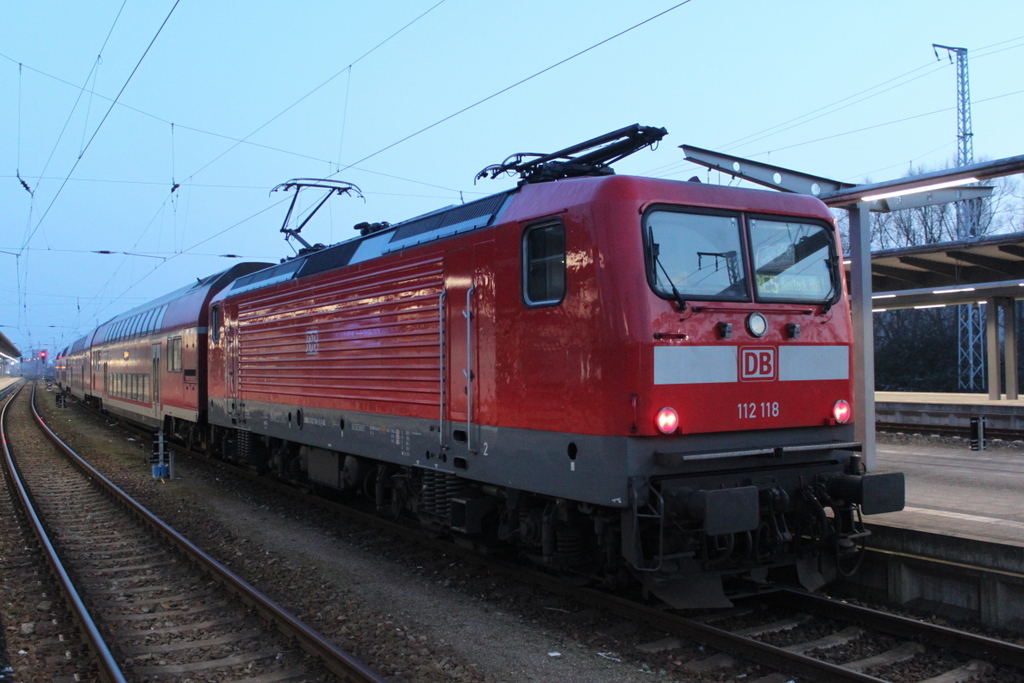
[522,220,566,306]
[211,306,220,343]
[168,337,182,373]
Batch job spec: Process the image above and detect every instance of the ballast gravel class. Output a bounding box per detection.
[34,392,739,682]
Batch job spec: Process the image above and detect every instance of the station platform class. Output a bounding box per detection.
[871,436,1024,548]
[0,377,20,392]
[875,390,1024,432]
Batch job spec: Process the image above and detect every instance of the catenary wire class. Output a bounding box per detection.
[656,86,1024,181]
[182,0,447,183]
[334,0,694,174]
[17,0,182,257]
[643,36,1024,179]
[0,53,474,195]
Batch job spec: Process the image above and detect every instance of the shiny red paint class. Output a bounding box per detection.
[210,174,852,440]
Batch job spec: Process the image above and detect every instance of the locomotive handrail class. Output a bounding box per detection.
[439,288,447,451]
[464,285,476,454]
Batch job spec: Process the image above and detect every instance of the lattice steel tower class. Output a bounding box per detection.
[934,44,984,391]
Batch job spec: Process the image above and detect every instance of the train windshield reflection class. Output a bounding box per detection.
[645,210,749,301]
[750,218,836,303]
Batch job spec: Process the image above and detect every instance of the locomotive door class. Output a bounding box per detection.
[444,239,494,456]
[445,248,476,453]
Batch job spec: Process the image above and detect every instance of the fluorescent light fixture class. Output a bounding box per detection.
[872,294,897,299]
[862,177,979,202]
[914,304,945,309]
[872,308,885,312]
[842,259,852,265]
[933,287,975,295]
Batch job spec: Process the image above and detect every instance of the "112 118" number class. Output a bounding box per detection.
[738,401,779,419]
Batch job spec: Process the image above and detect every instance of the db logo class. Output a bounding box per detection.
[305,329,319,356]
[740,347,777,381]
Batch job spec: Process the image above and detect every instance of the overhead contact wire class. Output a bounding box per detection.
[33,0,127,194]
[336,0,694,174]
[184,0,447,182]
[19,0,182,257]
[0,52,470,195]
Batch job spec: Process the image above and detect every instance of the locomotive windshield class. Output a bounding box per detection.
[645,211,748,301]
[644,208,837,304]
[749,218,836,303]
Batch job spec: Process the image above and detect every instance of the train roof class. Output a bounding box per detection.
[91,262,270,346]
[225,189,517,297]
[219,174,835,299]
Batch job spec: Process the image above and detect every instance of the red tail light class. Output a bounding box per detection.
[656,407,679,434]
[833,400,851,424]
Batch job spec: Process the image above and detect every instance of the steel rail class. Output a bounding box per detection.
[27,384,386,683]
[494,566,890,683]
[0,379,21,401]
[877,421,1024,441]
[68,394,1010,682]
[164,436,891,682]
[776,589,1024,668]
[0,384,127,683]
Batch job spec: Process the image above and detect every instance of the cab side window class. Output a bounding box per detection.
[522,221,566,306]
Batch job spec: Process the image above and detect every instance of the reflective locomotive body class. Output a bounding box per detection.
[204,174,903,606]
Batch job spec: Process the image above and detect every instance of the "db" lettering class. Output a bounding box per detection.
[740,347,776,381]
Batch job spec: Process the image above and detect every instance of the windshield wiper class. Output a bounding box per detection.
[654,250,688,312]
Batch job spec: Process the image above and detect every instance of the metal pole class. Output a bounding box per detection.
[987,298,1000,400]
[848,203,876,470]
[1006,300,1019,400]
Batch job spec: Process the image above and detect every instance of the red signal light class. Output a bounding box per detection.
[40,350,47,359]
[832,400,851,424]
[656,407,679,434]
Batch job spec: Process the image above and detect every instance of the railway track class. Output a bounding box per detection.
[877,420,1024,442]
[171,436,1024,682]
[0,383,385,683]
[43,388,1024,682]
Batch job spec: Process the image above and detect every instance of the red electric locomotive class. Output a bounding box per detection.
[198,126,903,607]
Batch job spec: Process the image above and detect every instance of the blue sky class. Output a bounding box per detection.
[1,0,1022,356]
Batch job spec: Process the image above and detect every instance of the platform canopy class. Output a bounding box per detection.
[853,231,1024,310]
[0,330,19,362]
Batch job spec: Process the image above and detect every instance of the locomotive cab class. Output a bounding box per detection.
[619,185,904,606]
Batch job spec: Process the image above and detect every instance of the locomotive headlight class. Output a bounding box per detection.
[656,407,679,434]
[746,312,768,338]
[832,399,852,424]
